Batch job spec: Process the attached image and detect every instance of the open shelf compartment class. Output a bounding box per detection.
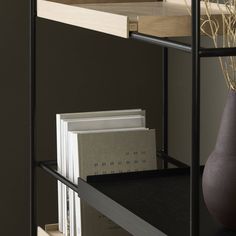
[37,0,225,38]
[39,161,236,236]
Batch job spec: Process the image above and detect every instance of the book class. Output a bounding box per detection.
[70,129,157,236]
[64,116,145,236]
[56,109,145,235]
[64,117,145,236]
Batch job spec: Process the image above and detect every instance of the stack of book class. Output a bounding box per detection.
[56,109,157,236]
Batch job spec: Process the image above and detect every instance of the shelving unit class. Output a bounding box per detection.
[29,0,236,235]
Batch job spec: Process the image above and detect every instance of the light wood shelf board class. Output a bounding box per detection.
[38,0,130,38]
[48,0,157,4]
[38,224,64,236]
[37,0,227,38]
[77,1,226,37]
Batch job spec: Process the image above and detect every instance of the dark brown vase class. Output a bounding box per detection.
[202,90,236,230]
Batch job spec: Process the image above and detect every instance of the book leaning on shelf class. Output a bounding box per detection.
[56,109,158,236]
[56,109,146,235]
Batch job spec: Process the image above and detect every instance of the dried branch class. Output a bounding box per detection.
[185,0,236,90]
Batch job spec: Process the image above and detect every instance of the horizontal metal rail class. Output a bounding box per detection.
[130,32,192,53]
[38,161,78,193]
[37,159,200,192]
[38,159,190,185]
[157,151,189,168]
[199,47,236,57]
[131,32,236,57]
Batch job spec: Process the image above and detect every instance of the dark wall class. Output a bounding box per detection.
[1,2,162,235]
[0,1,29,236]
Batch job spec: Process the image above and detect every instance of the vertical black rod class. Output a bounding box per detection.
[162,47,169,169]
[191,0,200,234]
[30,0,37,234]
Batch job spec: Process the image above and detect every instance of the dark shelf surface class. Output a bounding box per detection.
[85,168,236,236]
[39,161,236,236]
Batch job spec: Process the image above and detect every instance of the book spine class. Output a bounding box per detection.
[56,115,63,233]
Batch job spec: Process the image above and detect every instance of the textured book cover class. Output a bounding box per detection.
[73,129,157,236]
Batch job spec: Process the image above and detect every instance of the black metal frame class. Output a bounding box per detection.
[29,0,236,235]
[29,0,36,235]
[162,46,169,169]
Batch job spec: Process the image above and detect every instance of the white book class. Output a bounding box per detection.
[56,109,145,235]
[71,129,157,236]
[56,114,63,233]
[59,109,145,120]
[65,116,145,236]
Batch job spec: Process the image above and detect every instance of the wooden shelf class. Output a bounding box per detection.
[37,0,225,38]
[38,224,63,236]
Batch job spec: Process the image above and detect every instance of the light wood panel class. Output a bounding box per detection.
[138,14,191,37]
[75,1,226,18]
[76,1,191,21]
[38,0,130,38]
[37,0,226,38]
[48,0,157,4]
[76,1,225,37]
[38,227,49,236]
[38,224,64,236]
[138,14,224,37]
[135,1,226,37]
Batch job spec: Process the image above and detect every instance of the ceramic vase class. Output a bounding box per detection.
[202,90,236,230]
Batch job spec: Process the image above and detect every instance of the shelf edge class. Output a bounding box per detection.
[77,178,167,236]
[37,0,129,38]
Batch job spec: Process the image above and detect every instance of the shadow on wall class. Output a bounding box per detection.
[169,36,228,165]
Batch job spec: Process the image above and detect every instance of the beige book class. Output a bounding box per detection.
[72,129,157,236]
[56,109,145,234]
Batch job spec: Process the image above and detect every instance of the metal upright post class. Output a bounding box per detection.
[191,0,200,234]
[29,0,37,234]
[162,47,169,169]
